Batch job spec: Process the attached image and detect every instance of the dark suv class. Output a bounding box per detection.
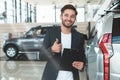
[2,25,53,60]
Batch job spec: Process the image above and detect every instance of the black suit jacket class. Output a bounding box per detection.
[41,26,86,80]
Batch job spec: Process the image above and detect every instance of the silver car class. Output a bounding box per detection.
[85,2,120,80]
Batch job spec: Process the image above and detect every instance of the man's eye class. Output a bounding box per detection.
[64,14,68,17]
[71,15,75,18]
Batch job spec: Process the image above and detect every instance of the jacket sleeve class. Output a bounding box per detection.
[42,28,59,60]
[42,29,53,60]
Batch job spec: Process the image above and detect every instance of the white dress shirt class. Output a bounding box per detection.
[56,32,73,80]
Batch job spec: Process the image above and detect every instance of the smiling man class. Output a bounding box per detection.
[41,4,86,80]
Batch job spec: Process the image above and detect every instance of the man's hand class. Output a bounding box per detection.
[51,38,62,53]
[72,61,84,70]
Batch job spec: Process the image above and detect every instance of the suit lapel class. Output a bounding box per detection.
[71,29,76,48]
[56,26,61,43]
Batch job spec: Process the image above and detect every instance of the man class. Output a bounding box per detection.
[41,4,86,80]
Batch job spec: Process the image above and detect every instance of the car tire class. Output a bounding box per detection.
[5,45,18,59]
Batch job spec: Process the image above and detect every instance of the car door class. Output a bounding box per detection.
[20,28,43,51]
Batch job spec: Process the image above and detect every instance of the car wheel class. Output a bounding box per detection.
[5,45,18,59]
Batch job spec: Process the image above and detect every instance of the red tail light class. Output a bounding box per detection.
[99,33,112,80]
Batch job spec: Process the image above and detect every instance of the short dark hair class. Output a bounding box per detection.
[61,4,77,15]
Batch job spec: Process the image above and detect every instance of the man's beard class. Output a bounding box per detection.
[62,20,74,28]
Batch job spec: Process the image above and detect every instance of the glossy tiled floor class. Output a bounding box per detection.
[0,61,47,80]
[0,48,87,80]
[0,48,47,80]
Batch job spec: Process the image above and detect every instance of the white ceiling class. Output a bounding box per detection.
[24,0,100,6]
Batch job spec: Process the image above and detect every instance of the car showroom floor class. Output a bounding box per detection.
[0,48,47,80]
[0,48,87,80]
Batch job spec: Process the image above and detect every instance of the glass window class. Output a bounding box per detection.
[4,1,85,23]
[7,0,13,10]
[6,0,13,23]
[56,8,61,22]
[7,16,13,23]
[0,1,5,12]
[36,5,55,23]
[17,0,20,23]
[30,5,36,23]
[21,0,27,22]
[77,7,85,22]
[112,18,120,36]
[0,0,5,23]
[112,18,120,43]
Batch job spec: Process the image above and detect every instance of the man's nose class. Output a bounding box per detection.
[67,16,71,20]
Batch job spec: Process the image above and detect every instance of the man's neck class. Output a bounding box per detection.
[61,26,71,34]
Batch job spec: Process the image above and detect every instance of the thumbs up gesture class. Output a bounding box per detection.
[51,38,62,53]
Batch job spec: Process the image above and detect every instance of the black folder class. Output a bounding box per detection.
[60,48,85,71]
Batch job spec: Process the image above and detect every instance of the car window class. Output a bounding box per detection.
[34,28,48,37]
[36,29,42,36]
[27,29,36,36]
[112,18,120,43]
